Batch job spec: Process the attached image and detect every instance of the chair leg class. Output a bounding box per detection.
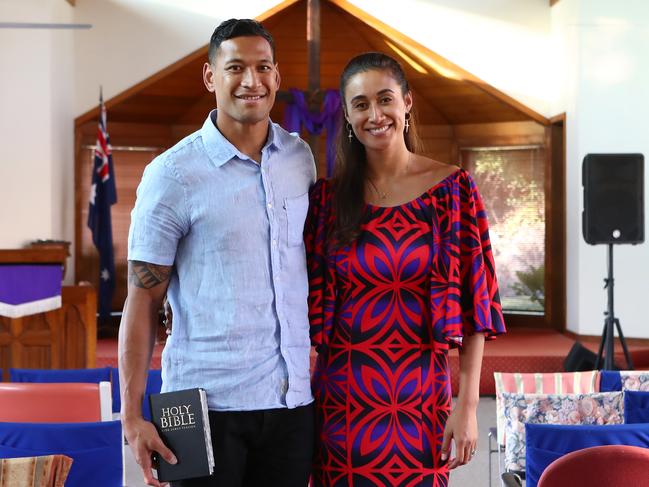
[488,427,501,487]
[501,472,522,487]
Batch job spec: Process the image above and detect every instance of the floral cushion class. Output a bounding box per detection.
[501,391,624,472]
[493,371,600,446]
[620,371,649,391]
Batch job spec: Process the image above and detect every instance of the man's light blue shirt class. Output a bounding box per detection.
[128,110,316,411]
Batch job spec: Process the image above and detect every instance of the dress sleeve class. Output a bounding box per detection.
[304,178,336,351]
[457,172,506,339]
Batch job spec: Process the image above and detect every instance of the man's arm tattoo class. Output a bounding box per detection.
[128,261,172,289]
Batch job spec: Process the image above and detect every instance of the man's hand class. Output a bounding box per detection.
[120,260,174,486]
[123,416,177,487]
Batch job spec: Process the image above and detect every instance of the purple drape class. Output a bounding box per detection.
[282,88,341,177]
[0,264,62,318]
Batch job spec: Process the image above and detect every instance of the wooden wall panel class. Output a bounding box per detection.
[0,286,95,381]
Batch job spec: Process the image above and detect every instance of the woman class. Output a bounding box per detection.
[305,52,506,486]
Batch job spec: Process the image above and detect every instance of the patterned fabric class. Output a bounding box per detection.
[493,370,600,446]
[305,170,505,486]
[0,455,72,487]
[502,391,624,472]
[620,371,649,391]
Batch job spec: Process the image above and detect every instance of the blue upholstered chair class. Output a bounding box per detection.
[0,421,122,487]
[599,370,622,391]
[9,367,112,384]
[624,390,649,423]
[537,444,649,487]
[111,367,162,420]
[525,422,649,487]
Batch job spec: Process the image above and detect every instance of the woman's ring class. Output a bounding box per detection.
[470,449,477,457]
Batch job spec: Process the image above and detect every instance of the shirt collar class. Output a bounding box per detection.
[201,109,283,168]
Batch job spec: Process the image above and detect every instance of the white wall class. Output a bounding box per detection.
[0,0,74,259]
[347,0,552,117]
[555,0,649,338]
[72,0,283,116]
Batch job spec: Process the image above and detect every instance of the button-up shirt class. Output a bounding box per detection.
[128,110,316,410]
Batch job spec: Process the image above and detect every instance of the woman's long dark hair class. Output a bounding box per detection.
[333,52,422,246]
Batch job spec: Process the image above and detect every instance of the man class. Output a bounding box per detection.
[119,19,316,487]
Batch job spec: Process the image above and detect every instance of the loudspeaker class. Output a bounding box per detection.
[582,153,644,244]
[564,342,598,372]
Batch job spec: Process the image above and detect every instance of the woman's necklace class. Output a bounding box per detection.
[367,153,411,200]
[367,178,389,199]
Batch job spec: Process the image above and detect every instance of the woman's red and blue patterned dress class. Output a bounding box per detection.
[305,169,506,486]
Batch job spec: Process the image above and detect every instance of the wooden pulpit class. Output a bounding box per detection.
[0,249,96,382]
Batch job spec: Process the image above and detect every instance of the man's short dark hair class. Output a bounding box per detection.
[208,19,276,64]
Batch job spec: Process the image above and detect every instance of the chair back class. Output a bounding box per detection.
[0,420,122,487]
[493,370,599,446]
[0,382,112,422]
[538,444,649,487]
[525,422,649,487]
[10,367,111,384]
[110,367,162,419]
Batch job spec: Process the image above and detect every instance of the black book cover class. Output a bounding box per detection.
[149,388,214,482]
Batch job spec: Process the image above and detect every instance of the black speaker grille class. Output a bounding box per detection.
[582,153,644,245]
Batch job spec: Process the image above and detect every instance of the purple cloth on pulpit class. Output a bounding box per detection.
[0,265,63,318]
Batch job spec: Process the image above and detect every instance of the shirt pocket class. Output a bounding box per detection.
[284,192,309,247]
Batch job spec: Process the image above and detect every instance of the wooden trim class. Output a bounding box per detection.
[256,0,301,22]
[0,248,67,264]
[504,313,546,328]
[73,0,301,127]
[550,0,561,7]
[328,0,550,126]
[74,125,83,285]
[563,329,649,346]
[549,112,566,124]
[61,286,97,367]
[544,113,566,331]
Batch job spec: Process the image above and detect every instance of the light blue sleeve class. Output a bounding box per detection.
[127,157,189,266]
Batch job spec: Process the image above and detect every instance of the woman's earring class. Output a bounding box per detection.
[404,112,411,133]
[346,123,353,142]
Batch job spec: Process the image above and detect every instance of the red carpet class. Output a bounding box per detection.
[96,338,163,369]
[98,328,649,395]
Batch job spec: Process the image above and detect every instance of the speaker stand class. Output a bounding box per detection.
[595,244,634,370]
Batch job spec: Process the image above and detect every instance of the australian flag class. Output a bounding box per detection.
[87,91,117,321]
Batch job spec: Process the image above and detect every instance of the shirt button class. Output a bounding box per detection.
[267,202,272,209]
[272,239,277,246]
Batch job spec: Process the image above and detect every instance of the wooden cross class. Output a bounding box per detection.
[277,0,322,160]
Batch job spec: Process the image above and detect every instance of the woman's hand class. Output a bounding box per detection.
[162,295,173,336]
[440,404,478,469]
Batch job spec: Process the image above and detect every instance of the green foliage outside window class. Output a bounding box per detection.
[465,149,545,313]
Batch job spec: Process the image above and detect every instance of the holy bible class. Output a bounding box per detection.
[149,388,214,482]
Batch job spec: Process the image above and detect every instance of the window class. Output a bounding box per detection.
[461,146,545,313]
